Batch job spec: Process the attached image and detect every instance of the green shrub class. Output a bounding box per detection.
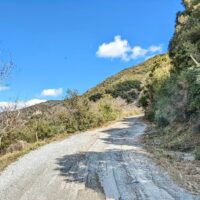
[169,1,200,71]
[106,80,141,103]
[156,116,169,127]
[145,110,155,121]
[139,95,148,107]
[194,147,200,160]
[99,103,116,122]
[89,93,103,102]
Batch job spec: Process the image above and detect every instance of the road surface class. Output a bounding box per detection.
[0,116,199,200]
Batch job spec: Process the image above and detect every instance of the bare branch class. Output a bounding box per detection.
[190,54,200,67]
[0,102,22,149]
[0,55,14,82]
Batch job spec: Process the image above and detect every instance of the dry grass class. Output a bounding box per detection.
[141,127,200,195]
[0,111,142,172]
[0,131,72,172]
[146,146,200,194]
[0,141,45,172]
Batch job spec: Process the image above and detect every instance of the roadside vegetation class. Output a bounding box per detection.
[0,56,151,169]
[1,2,199,186]
[140,0,200,155]
[0,92,141,170]
[139,0,200,193]
[1,50,162,160]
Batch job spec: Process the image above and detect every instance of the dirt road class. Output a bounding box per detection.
[0,116,199,200]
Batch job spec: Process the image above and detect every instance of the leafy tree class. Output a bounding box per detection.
[89,93,103,102]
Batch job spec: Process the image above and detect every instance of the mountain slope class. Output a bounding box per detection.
[140,0,200,155]
[0,55,168,156]
[1,0,199,170]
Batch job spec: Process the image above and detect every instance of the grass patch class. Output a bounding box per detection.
[194,147,200,160]
[0,131,73,172]
[141,125,200,195]
[0,111,142,172]
[0,141,45,172]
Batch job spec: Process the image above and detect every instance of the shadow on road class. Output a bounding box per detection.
[54,117,146,197]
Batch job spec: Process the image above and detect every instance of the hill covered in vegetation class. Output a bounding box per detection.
[0,55,166,157]
[141,0,200,159]
[1,0,199,173]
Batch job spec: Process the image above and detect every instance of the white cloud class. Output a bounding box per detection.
[131,46,148,59]
[96,35,163,61]
[41,88,63,97]
[96,35,131,61]
[0,99,47,111]
[148,45,162,53]
[0,85,9,91]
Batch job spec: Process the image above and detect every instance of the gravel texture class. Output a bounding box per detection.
[0,116,199,200]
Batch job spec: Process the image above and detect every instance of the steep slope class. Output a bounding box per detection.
[140,0,200,156]
[85,55,156,101]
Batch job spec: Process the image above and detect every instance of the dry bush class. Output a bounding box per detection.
[0,103,22,151]
[6,140,28,153]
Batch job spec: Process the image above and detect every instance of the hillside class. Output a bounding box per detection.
[84,55,157,100]
[1,0,199,179]
[141,0,200,155]
[1,1,200,198]
[0,55,167,157]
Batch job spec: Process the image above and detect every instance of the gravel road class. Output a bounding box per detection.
[0,116,199,200]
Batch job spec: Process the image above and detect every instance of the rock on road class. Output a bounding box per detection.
[0,116,199,200]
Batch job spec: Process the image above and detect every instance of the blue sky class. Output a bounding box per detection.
[0,0,183,106]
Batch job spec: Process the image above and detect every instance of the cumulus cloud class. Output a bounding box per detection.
[96,36,131,61]
[0,99,47,111]
[131,46,148,59]
[96,35,163,61]
[148,45,162,53]
[41,88,63,97]
[0,85,9,91]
